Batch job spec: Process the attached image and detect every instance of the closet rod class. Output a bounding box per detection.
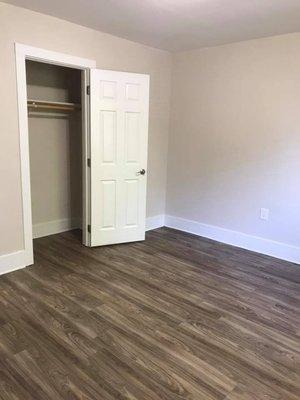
[28,112,70,118]
[27,99,81,112]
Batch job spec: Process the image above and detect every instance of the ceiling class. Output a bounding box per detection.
[4,0,300,52]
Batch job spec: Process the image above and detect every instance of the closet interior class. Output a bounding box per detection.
[26,60,83,241]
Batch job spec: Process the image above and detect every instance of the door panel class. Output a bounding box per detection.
[90,69,149,246]
[125,112,140,163]
[100,180,116,229]
[125,179,139,227]
[101,110,117,164]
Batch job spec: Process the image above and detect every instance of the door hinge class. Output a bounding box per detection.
[87,158,91,167]
[87,224,91,233]
[86,85,90,95]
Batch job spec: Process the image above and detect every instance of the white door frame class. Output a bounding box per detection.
[15,43,96,266]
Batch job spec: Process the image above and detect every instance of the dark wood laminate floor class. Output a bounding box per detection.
[0,228,299,400]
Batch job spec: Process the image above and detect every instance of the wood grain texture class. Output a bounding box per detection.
[0,227,299,399]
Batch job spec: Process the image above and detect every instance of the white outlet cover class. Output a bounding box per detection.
[260,208,269,221]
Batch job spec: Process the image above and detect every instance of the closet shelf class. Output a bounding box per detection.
[27,99,81,113]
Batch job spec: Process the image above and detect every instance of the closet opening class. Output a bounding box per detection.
[25,59,88,249]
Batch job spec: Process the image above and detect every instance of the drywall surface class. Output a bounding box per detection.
[0,2,171,255]
[167,33,300,248]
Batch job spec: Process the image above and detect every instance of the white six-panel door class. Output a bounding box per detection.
[90,69,149,246]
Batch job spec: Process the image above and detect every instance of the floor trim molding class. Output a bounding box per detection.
[33,214,166,238]
[0,250,30,276]
[33,218,81,239]
[0,214,165,276]
[146,214,165,231]
[2,213,297,277]
[165,214,300,264]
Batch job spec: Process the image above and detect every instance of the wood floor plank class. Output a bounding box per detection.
[0,227,299,399]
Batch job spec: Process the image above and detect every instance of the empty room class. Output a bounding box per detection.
[0,1,299,399]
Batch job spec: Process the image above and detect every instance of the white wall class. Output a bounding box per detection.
[0,2,171,255]
[167,33,300,257]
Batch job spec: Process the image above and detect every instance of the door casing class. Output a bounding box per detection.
[15,43,96,266]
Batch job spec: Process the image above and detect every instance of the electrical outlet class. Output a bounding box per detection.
[260,208,269,221]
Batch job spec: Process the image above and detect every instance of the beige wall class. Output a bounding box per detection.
[167,33,300,247]
[1,1,299,257]
[0,2,172,255]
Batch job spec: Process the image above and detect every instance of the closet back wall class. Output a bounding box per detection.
[26,61,82,235]
[0,1,171,256]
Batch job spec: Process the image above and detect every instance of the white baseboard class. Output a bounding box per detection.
[33,218,81,239]
[33,215,164,238]
[0,250,32,276]
[0,214,164,277]
[165,215,300,265]
[146,214,165,231]
[2,213,296,278]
